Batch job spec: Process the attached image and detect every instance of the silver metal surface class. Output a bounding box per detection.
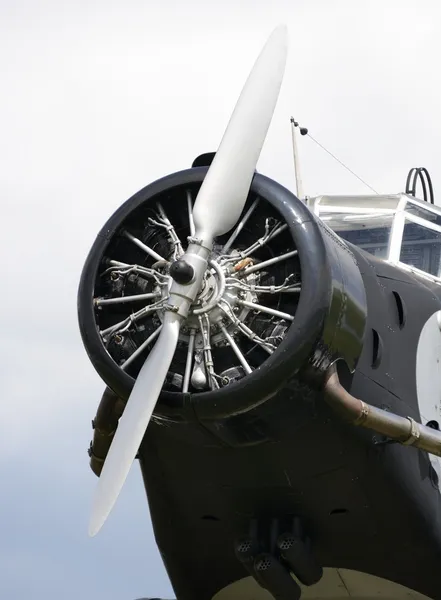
[290,118,304,199]
[152,202,184,259]
[121,326,163,370]
[95,292,160,306]
[100,300,166,338]
[220,324,252,374]
[242,249,298,275]
[222,197,260,254]
[238,299,294,321]
[123,230,166,263]
[182,328,196,392]
[232,222,288,260]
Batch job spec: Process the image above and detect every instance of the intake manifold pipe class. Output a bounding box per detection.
[324,364,441,457]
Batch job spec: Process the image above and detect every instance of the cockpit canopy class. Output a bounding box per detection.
[307,194,441,283]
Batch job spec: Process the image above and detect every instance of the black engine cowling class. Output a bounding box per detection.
[78,163,367,424]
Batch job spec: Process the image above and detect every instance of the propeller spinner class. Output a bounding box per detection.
[89,24,289,537]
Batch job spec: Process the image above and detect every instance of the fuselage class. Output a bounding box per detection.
[81,172,441,600]
[140,192,441,600]
[139,251,441,600]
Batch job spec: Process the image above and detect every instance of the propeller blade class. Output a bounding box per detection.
[192,24,288,244]
[89,311,181,537]
[89,25,289,537]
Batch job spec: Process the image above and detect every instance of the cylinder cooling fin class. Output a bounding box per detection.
[78,167,367,422]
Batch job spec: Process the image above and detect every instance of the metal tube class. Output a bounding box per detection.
[100,301,164,337]
[238,299,294,321]
[198,315,218,390]
[241,223,288,257]
[219,302,274,355]
[94,292,159,306]
[290,117,304,200]
[123,230,166,263]
[182,329,196,392]
[223,197,259,254]
[121,325,163,370]
[156,202,184,257]
[89,387,125,477]
[220,324,252,374]
[242,250,298,275]
[106,260,169,283]
[324,365,441,457]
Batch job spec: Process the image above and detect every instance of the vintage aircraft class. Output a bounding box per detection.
[78,25,441,600]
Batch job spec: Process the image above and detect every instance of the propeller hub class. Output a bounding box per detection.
[156,255,259,337]
[169,259,195,285]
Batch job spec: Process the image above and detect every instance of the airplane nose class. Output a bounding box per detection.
[78,167,368,427]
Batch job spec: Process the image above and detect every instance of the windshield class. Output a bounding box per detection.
[323,212,393,259]
[312,195,441,281]
[400,220,441,277]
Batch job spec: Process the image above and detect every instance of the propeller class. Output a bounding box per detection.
[89,24,288,537]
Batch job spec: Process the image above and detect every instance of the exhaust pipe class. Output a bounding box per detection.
[324,365,441,457]
[88,387,125,477]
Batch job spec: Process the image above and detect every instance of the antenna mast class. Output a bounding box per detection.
[290,117,308,201]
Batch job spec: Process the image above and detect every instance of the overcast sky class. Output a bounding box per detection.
[1,1,441,599]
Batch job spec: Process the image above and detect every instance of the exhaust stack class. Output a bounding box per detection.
[324,365,441,457]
